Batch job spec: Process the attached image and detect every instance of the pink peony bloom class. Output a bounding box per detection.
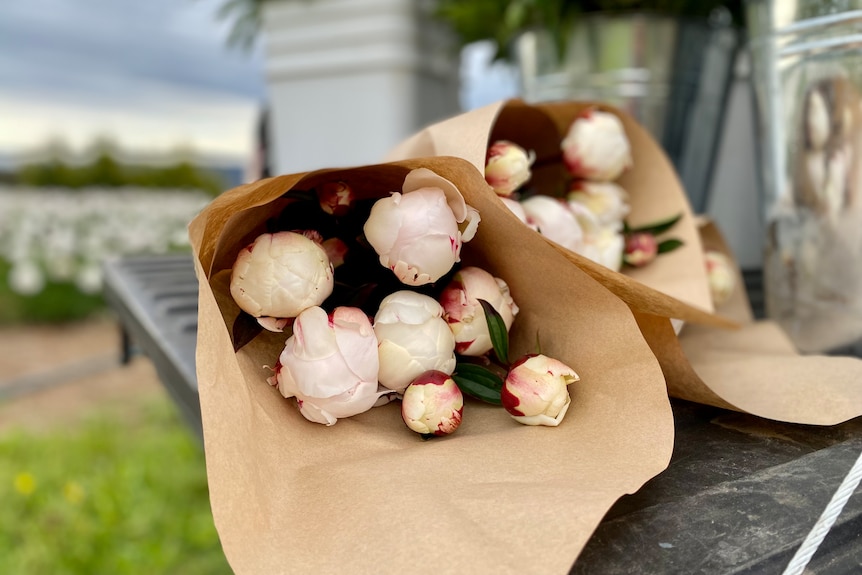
[439,266,519,357]
[364,169,480,286]
[270,306,388,425]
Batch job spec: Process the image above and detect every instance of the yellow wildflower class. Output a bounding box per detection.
[14,472,36,496]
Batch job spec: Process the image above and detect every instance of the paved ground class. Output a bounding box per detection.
[0,315,164,432]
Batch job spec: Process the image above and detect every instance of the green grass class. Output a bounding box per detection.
[0,398,232,574]
[0,260,105,325]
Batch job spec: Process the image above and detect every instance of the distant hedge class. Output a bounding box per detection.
[17,152,225,196]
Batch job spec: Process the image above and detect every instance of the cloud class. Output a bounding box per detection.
[0,0,265,160]
[0,0,265,101]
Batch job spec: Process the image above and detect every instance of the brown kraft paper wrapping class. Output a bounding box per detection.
[188,156,675,574]
[387,99,862,426]
[386,98,729,328]
[667,218,862,425]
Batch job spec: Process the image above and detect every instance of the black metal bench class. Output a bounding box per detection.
[102,254,202,439]
[102,254,862,574]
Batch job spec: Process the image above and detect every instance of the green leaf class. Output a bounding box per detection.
[657,238,685,254]
[452,363,503,405]
[629,212,683,236]
[478,299,509,364]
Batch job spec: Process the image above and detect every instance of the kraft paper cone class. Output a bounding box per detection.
[189,156,674,574]
[665,219,862,425]
[386,98,735,329]
[386,100,861,426]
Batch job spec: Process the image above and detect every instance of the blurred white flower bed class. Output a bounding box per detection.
[0,186,211,296]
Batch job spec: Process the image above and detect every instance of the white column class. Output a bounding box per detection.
[262,0,460,174]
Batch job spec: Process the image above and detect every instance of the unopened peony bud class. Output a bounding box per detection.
[623,232,658,267]
[297,229,324,244]
[321,237,348,268]
[705,250,735,306]
[230,231,334,327]
[440,266,519,356]
[270,306,388,425]
[401,370,464,436]
[485,140,534,197]
[501,354,580,427]
[373,291,456,393]
[561,109,633,181]
[318,181,354,216]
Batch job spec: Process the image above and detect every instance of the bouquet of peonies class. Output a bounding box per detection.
[189,156,675,574]
[189,101,862,575]
[485,108,685,273]
[226,165,579,432]
[387,98,723,325]
[386,98,862,426]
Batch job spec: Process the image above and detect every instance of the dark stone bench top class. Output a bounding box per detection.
[101,254,862,574]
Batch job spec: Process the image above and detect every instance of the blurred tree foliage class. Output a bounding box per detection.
[16,140,226,196]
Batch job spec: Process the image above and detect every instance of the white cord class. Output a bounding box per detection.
[782,448,862,575]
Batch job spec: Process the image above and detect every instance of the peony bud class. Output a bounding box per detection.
[230,231,334,328]
[567,180,630,230]
[318,181,354,216]
[704,250,735,307]
[805,88,830,151]
[623,232,658,267]
[401,370,464,436]
[373,291,456,393]
[297,229,324,244]
[440,266,519,356]
[270,306,388,425]
[521,195,584,253]
[321,237,348,268]
[502,354,579,426]
[561,109,633,181]
[485,140,534,197]
[364,168,479,286]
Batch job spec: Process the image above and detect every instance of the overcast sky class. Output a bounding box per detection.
[0,0,266,163]
[0,0,517,166]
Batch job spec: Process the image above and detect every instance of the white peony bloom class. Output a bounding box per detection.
[521,195,584,253]
[561,109,633,181]
[567,180,630,230]
[230,231,334,329]
[373,290,456,393]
